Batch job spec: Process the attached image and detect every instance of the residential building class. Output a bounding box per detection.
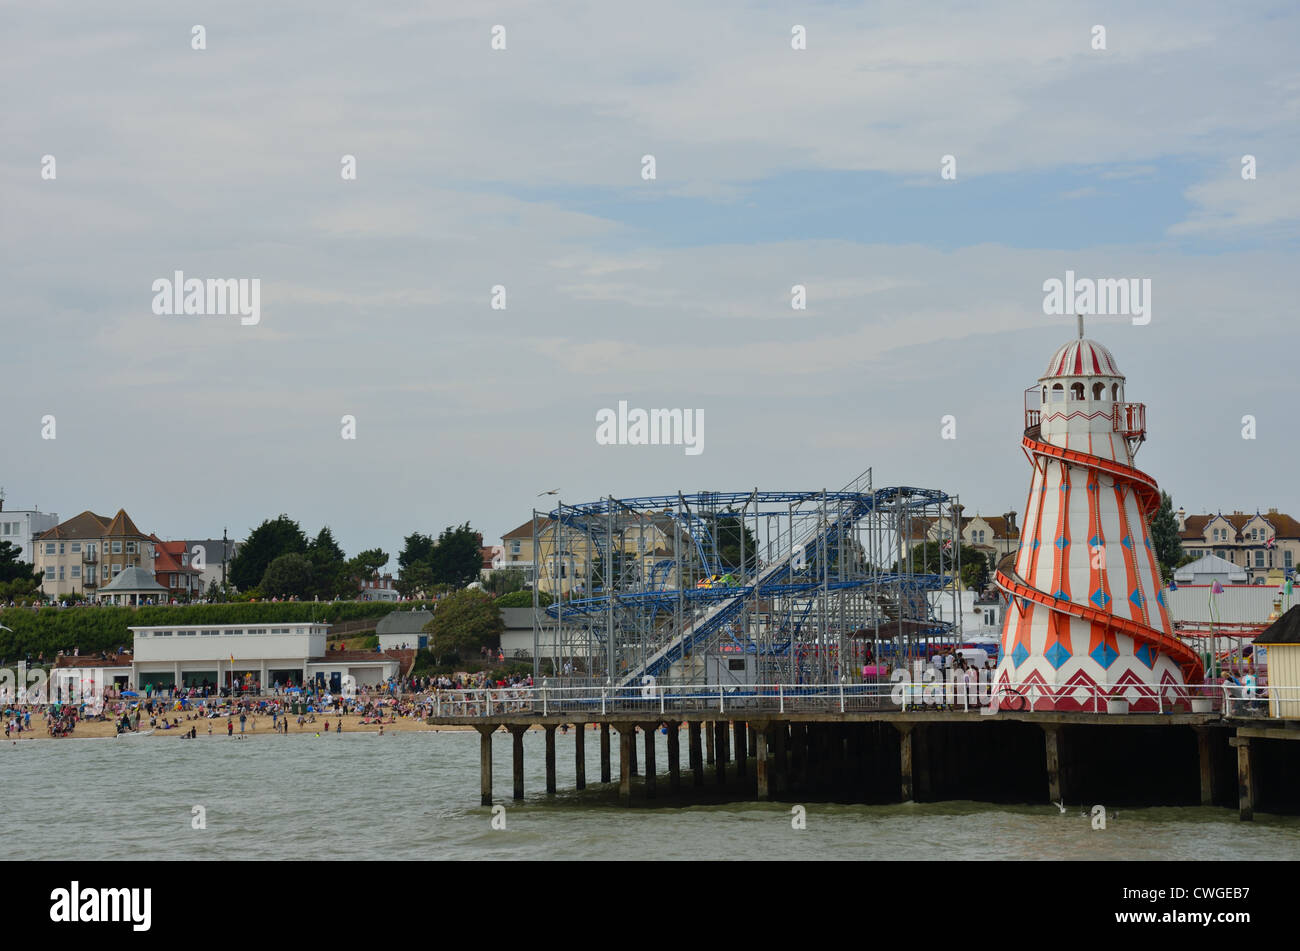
[912,505,1021,582]
[1176,508,1300,583]
[502,514,688,596]
[359,572,400,602]
[34,509,155,599]
[151,537,204,601]
[0,495,59,565]
[178,537,240,592]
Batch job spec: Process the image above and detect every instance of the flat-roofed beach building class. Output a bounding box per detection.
[129,623,401,693]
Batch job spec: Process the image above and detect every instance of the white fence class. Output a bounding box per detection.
[425,679,1297,719]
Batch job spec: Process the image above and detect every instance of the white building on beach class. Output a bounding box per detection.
[128,623,404,693]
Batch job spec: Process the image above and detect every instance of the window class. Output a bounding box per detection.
[181,552,188,566]
[1092,382,1106,400]
[58,566,65,580]
[1255,550,1265,567]
[71,542,81,553]
[71,566,80,579]
[101,565,108,580]
[112,565,122,577]
[156,630,172,637]
[112,541,122,554]
[201,629,219,636]
[126,541,136,554]
[45,543,55,554]
[1070,382,1085,400]
[1286,551,1294,569]
[59,542,65,554]
[1112,383,1119,400]
[511,540,521,555]
[226,629,242,636]
[1051,383,1064,402]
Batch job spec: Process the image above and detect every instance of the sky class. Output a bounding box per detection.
[2,1,1298,569]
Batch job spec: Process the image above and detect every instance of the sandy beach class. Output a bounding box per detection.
[2,712,590,740]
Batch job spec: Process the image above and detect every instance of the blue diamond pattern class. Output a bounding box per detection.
[1054,589,1068,600]
[1055,536,1069,549]
[1090,589,1111,609]
[1122,535,1133,550]
[1135,643,1155,669]
[1011,643,1029,668]
[1090,641,1118,669]
[1156,590,1166,607]
[1088,534,1101,548]
[1129,589,1144,607]
[1032,538,1040,550]
[1045,641,1072,669]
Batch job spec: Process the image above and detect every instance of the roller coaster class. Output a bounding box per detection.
[527,470,963,687]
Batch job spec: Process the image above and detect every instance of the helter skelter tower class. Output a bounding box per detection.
[994,320,1203,711]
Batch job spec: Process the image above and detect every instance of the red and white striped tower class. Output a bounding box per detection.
[994,321,1202,711]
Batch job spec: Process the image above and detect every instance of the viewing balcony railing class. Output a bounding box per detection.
[1113,401,1146,437]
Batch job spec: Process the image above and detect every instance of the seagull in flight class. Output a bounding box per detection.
[1053,800,1066,814]
[538,489,560,496]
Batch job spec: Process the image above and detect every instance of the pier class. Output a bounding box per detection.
[437,682,1300,819]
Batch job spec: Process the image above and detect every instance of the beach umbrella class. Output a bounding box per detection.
[121,690,139,697]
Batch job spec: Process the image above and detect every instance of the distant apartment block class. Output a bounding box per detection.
[0,495,59,565]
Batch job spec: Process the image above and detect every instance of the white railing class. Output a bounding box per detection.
[423,679,1297,719]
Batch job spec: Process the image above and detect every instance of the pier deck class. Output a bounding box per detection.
[427,683,1300,819]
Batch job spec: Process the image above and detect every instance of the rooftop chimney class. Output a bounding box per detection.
[1004,511,1017,534]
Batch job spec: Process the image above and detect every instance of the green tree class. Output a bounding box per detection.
[259,553,314,600]
[485,568,527,596]
[712,512,759,575]
[395,532,436,597]
[423,589,504,662]
[495,589,552,608]
[307,526,347,600]
[1151,491,1184,584]
[896,542,989,591]
[0,541,43,602]
[230,516,307,591]
[342,547,390,598]
[429,523,483,589]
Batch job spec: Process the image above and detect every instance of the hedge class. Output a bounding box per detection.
[0,600,439,660]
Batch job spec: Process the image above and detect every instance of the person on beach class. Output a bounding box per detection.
[227,719,233,736]
[239,712,247,733]
[335,720,341,733]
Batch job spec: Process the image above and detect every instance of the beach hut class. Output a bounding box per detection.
[1253,604,1300,719]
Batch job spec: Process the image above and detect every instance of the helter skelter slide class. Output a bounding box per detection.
[993,326,1203,712]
